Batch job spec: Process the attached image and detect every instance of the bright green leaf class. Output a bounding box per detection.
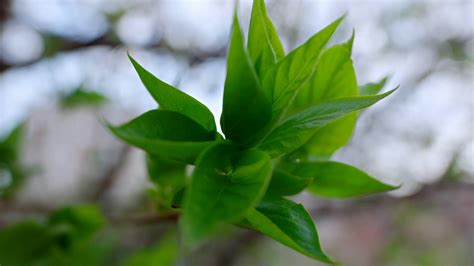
[182,143,272,247]
[258,89,396,158]
[220,15,272,145]
[261,16,344,123]
[248,0,285,80]
[359,77,389,96]
[107,110,216,164]
[289,42,359,157]
[129,54,216,132]
[307,161,398,198]
[245,195,332,263]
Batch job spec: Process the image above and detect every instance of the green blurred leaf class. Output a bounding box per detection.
[60,88,108,109]
[0,221,52,266]
[123,231,178,266]
[220,15,272,145]
[107,110,216,164]
[0,123,26,198]
[261,16,344,124]
[48,204,106,244]
[245,195,332,263]
[129,54,216,132]
[258,90,396,158]
[307,161,398,198]
[359,77,388,96]
[248,0,285,80]
[0,205,113,266]
[182,143,272,247]
[290,42,359,157]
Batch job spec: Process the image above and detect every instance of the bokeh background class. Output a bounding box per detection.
[0,0,473,265]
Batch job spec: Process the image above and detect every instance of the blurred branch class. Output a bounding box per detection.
[0,34,226,72]
[310,181,474,218]
[1,180,472,229]
[92,145,131,201]
[108,212,179,225]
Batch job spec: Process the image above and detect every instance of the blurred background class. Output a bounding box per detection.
[0,0,473,265]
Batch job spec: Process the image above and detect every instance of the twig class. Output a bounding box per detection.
[92,145,131,201]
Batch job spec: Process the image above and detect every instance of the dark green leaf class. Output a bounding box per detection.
[359,77,389,96]
[258,89,396,158]
[261,16,344,123]
[306,161,398,198]
[182,143,272,247]
[289,42,359,157]
[220,15,272,145]
[245,195,332,263]
[248,0,285,80]
[267,166,313,196]
[129,54,216,132]
[107,110,216,164]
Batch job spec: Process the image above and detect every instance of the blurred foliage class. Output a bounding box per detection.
[60,88,108,109]
[0,123,26,198]
[123,230,179,266]
[0,204,116,266]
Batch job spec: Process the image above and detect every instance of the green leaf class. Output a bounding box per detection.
[107,110,216,164]
[182,142,272,247]
[146,154,187,210]
[0,221,52,266]
[48,204,106,244]
[129,54,216,132]
[261,16,344,123]
[267,165,313,196]
[359,77,388,96]
[306,161,398,198]
[289,42,359,157]
[220,15,272,145]
[258,89,396,158]
[60,88,108,109]
[244,195,332,263]
[123,231,178,266]
[248,0,285,80]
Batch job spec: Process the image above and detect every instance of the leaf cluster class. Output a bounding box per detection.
[108,0,397,262]
[0,205,114,266]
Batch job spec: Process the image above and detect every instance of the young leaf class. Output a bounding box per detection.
[289,42,359,157]
[306,161,398,198]
[129,54,216,132]
[258,89,396,158]
[107,110,216,164]
[359,77,388,96]
[261,16,344,123]
[244,195,332,263]
[220,15,272,145]
[267,166,313,196]
[182,143,272,247]
[248,0,285,80]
